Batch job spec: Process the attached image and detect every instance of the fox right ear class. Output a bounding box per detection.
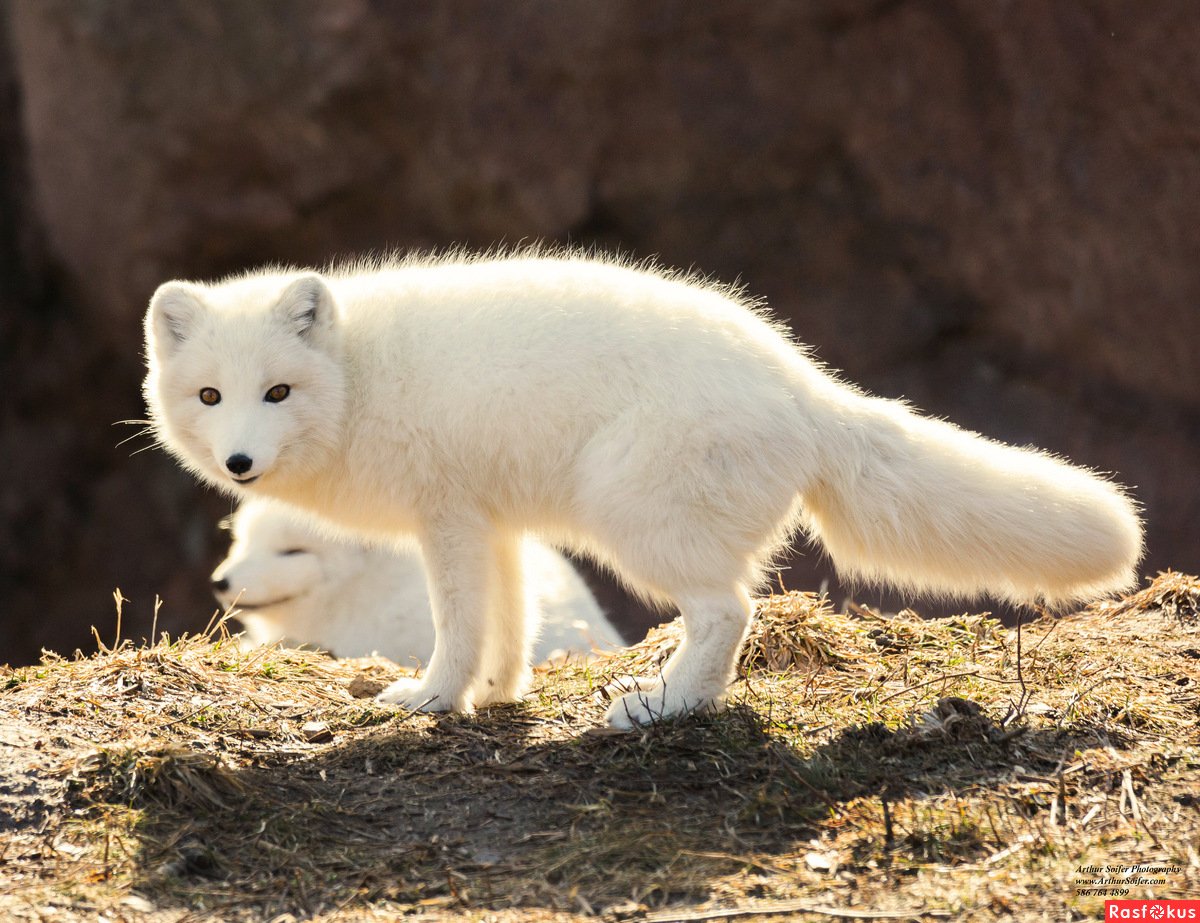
[147,282,204,356]
[275,273,337,348]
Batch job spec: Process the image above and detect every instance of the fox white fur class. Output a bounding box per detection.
[143,250,1143,728]
[212,498,619,664]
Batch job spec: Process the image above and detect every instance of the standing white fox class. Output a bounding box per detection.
[143,250,1143,728]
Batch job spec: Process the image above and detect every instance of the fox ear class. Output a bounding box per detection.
[147,282,204,357]
[276,274,337,347]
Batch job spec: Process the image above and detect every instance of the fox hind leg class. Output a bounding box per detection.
[605,586,754,729]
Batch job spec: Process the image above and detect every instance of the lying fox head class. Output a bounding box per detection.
[144,273,348,493]
[211,498,367,614]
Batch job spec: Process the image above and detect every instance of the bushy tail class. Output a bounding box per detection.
[800,391,1143,607]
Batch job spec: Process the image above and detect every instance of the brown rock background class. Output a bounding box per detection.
[2,1,1197,665]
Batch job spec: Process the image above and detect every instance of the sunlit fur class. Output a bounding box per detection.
[213,498,618,670]
[144,249,1143,728]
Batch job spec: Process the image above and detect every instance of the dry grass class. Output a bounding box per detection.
[1,574,1198,921]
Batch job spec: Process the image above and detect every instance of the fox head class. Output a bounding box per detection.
[143,272,348,494]
[211,499,366,614]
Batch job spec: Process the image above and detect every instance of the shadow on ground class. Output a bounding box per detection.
[74,700,1131,918]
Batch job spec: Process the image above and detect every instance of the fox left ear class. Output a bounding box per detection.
[147,282,205,358]
[276,274,337,347]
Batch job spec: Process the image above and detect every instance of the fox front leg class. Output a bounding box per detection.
[377,515,496,714]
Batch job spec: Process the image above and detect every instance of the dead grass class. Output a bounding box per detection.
[1,574,1198,921]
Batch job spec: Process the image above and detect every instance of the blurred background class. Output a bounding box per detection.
[2,1,1198,666]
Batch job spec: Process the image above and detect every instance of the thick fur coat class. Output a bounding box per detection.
[144,251,1143,727]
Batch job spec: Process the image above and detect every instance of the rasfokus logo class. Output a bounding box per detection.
[1107,901,1200,920]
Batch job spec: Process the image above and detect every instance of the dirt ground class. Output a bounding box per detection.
[1,574,1198,922]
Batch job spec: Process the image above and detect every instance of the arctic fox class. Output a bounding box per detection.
[143,251,1143,728]
[212,498,619,664]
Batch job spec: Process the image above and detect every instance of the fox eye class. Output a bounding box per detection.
[264,384,291,403]
[280,548,307,556]
[199,388,221,406]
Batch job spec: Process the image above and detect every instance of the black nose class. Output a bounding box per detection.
[212,577,230,593]
[225,454,253,475]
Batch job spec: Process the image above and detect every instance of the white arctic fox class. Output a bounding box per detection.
[143,251,1142,728]
[212,497,619,664]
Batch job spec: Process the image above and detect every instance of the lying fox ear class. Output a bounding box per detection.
[276,274,337,347]
[147,282,204,357]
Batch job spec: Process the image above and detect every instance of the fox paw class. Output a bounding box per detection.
[376,677,469,714]
[603,684,721,730]
[593,674,657,704]
[472,677,531,708]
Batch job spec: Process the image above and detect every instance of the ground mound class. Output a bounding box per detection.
[2,574,1198,921]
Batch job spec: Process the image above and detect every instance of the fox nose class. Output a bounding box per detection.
[212,577,230,593]
[225,454,253,475]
